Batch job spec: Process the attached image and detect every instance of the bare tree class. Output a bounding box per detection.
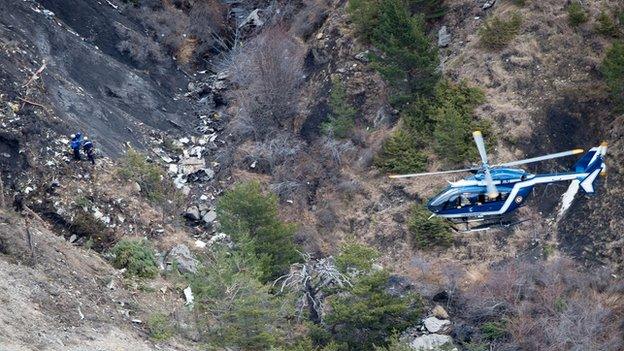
[275,253,351,324]
[229,26,305,138]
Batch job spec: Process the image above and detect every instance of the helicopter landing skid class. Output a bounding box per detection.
[451,217,530,233]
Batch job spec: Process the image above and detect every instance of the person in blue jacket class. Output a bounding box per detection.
[82,137,96,165]
[70,133,83,160]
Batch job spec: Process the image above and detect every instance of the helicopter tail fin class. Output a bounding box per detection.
[575,142,607,194]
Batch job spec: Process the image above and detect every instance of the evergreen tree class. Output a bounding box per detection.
[217,181,300,282]
[370,1,440,104]
[601,42,624,110]
[323,77,357,139]
[324,270,422,350]
[374,130,428,173]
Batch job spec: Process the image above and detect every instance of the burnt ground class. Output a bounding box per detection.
[0,0,195,158]
[513,93,624,269]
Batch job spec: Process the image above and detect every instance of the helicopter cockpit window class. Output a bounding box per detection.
[460,194,472,207]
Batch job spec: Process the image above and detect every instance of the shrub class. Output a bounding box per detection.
[324,270,423,350]
[481,321,508,341]
[71,210,115,251]
[147,313,174,341]
[348,0,382,42]
[374,130,428,173]
[216,181,300,282]
[118,149,176,204]
[189,0,230,58]
[567,2,588,27]
[596,10,619,37]
[408,204,453,249]
[511,0,525,6]
[479,12,522,50]
[335,241,380,274]
[407,0,447,20]
[229,27,305,139]
[322,78,356,139]
[601,42,624,109]
[111,239,158,278]
[374,334,413,351]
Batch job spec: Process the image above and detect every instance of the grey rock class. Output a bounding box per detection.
[355,51,370,62]
[167,244,199,274]
[410,334,456,350]
[202,210,217,224]
[438,26,451,47]
[423,316,451,333]
[198,203,210,213]
[184,206,201,221]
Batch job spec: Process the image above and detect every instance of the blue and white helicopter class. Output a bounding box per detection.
[390,131,607,231]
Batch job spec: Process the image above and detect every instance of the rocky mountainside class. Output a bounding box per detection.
[0,0,623,350]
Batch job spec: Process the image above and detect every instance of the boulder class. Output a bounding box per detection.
[184,206,201,221]
[167,244,199,274]
[355,51,370,62]
[202,210,217,224]
[410,334,456,351]
[423,316,451,333]
[438,26,451,47]
[432,305,449,319]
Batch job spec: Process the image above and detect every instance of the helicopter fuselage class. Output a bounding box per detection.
[427,167,598,219]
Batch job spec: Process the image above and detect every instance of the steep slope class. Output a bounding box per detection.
[0,0,193,157]
[0,210,193,350]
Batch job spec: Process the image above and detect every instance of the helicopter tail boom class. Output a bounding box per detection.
[574,142,607,194]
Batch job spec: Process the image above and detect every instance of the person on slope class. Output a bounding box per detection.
[69,133,83,160]
[82,137,96,165]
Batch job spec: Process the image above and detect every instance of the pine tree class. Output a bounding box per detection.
[370,1,440,104]
[374,130,427,173]
[323,77,356,139]
[601,42,624,110]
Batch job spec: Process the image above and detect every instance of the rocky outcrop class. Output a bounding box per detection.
[166,244,199,274]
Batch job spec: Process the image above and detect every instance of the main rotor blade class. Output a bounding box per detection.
[389,168,478,179]
[493,149,584,167]
[473,131,489,165]
[600,141,608,156]
[483,168,499,199]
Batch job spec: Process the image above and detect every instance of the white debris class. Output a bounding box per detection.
[194,239,207,249]
[184,286,194,306]
[179,157,206,175]
[179,137,190,144]
[168,164,179,174]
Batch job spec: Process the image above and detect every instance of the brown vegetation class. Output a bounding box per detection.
[229,26,306,138]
